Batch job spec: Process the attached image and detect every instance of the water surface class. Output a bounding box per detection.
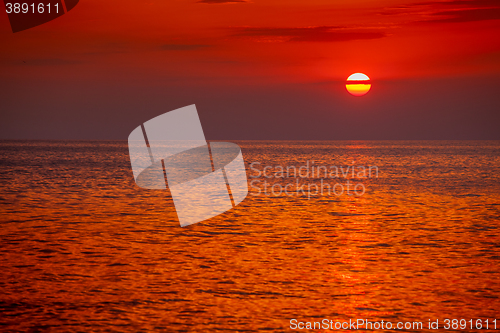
[1,141,499,331]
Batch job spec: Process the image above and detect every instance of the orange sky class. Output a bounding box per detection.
[2,0,499,82]
[0,0,499,139]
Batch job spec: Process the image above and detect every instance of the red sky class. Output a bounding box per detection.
[1,0,499,139]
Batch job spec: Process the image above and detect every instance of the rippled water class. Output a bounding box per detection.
[1,140,499,332]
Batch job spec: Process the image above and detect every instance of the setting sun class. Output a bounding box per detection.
[346,73,371,97]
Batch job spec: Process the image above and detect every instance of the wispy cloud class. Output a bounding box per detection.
[160,44,212,51]
[381,0,500,24]
[197,0,248,4]
[231,26,386,43]
[425,7,500,23]
[22,58,82,66]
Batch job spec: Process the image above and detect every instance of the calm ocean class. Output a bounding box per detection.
[1,140,499,332]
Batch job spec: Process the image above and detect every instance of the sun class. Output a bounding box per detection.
[346,73,371,97]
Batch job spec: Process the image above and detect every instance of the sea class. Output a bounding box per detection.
[1,140,499,332]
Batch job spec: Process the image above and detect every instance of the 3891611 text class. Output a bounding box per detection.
[5,2,60,14]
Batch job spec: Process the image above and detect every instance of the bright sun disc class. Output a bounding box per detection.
[346,73,371,96]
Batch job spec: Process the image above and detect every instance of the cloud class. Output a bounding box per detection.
[417,0,500,7]
[231,26,386,43]
[22,58,82,66]
[160,44,212,51]
[197,0,248,3]
[381,0,500,24]
[425,7,500,23]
